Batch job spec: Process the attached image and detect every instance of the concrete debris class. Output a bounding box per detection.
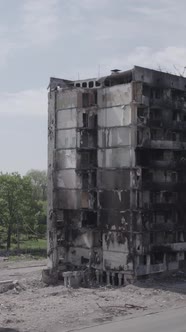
[1,259,186,332]
[0,280,25,294]
[0,279,13,285]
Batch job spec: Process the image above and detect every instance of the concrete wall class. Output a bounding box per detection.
[56,129,76,149]
[56,170,81,189]
[98,105,131,127]
[48,67,186,279]
[57,109,77,129]
[98,127,133,148]
[98,148,134,168]
[97,84,132,108]
[97,83,134,273]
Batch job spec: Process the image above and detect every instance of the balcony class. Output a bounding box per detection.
[149,98,186,110]
[150,140,186,150]
[141,181,186,191]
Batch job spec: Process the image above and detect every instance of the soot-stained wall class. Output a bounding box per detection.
[47,66,186,280]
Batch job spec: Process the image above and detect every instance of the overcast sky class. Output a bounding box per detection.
[0,0,186,174]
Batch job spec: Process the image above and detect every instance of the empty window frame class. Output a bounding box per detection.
[150,88,162,99]
[82,93,90,107]
[139,255,147,265]
[150,108,162,120]
[173,110,181,122]
[151,252,164,264]
[82,172,89,189]
[83,113,88,127]
[88,81,94,88]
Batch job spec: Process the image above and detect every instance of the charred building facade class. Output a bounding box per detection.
[47,66,186,284]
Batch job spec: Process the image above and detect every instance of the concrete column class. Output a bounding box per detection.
[63,272,68,287]
[96,270,99,284]
[73,271,81,288]
[136,255,140,265]
[106,271,110,285]
[82,271,86,284]
[47,90,58,272]
[146,254,151,274]
[68,272,73,287]
[118,273,123,286]
[163,253,167,271]
[111,272,115,286]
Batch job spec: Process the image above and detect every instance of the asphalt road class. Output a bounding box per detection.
[73,306,186,332]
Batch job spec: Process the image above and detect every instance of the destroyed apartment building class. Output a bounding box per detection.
[47,66,186,285]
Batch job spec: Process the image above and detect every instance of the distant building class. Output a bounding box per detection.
[47,66,186,285]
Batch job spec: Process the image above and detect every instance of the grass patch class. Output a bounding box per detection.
[8,254,46,261]
[21,238,46,250]
[11,238,47,250]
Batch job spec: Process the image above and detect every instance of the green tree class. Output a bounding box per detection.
[26,169,47,201]
[23,199,47,238]
[26,169,47,238]
[0,173,34,250]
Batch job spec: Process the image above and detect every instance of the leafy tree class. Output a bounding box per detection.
[23,199,47,238]
[26,169,47,201]
[0,173,34,249]
[26,169,47,238]
[34,200,47,236]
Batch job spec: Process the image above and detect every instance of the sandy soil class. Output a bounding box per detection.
[0,258,186,332]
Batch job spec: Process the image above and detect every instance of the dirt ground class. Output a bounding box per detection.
[1,258,186,332]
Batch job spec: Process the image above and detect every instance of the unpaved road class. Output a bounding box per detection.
[0,259,46,281]
[1,259,186,332]
[72,306,186,332]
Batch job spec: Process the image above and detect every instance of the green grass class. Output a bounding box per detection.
[8,254,46,261]
[0,238,47,260]
[20,238,46,249]
[0,238,47,250]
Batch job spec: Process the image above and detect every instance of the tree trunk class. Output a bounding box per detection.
[7,224,12,250]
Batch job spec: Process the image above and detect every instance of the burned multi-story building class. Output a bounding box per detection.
[47,66,186,284]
